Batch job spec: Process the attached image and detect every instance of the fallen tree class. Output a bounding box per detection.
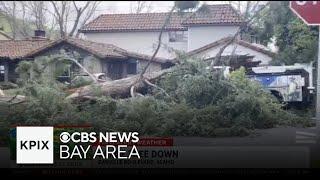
[0,95,26,105]
[0,88,26,105]
[66,68,173,99]
[0,89,4,96]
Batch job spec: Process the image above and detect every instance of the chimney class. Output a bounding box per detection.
[33,30,47,40]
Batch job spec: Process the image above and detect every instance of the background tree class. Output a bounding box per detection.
[23,1,47,31]
[254,1,319,65]
[0,1,31,39]
[227,1,262,20]
[0,1,54,39]
[130,1,153,13]
[50,1,100,38]
[0,1,100,39]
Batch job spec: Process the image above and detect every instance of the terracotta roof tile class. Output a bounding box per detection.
[66,38,126,58]
[237,40,276,57]
[0,38,172,64]
[0,39,52,59]
[80,4,243,33]
[66,38,172,63]
[187,37,232,56]
[80,12,189,32]
[187,36,276,57]
[182,4,243,25]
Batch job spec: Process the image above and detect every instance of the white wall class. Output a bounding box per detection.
[82,25,274,65]
[188,26,239,51]
[137,61,162,75]
[83,31,187,59]
[83,55,102,74]
[194,43,272,65]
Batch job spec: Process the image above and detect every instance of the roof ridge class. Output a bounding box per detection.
[0,39,51,42]
[80,4,243,33]
[99,12,185,16]
[207,4,233,6]
[67,37,121,48]
[237,39,275,56]
[187,36,275,57]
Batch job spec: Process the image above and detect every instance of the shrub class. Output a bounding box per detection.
[113,96,168,135]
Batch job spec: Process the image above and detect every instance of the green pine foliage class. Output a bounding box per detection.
[0,56,312,142]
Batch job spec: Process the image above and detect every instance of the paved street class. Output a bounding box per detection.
[174,126,318,146]
[171,126,319,168]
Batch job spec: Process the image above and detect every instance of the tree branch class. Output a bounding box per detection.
[69,1,91,37]
[126,5,176,97]
[144,79,170,97]
[62,57,98,83]
[209,2,270,71]
[138,6,176,81]
[0,89,5,96]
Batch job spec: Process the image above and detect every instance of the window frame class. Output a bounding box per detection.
[169,31,187,42]
[127,59,138,75]
[0,65,5,74]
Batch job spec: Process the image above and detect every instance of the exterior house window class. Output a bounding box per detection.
[71,58,84,75]
[127,59,137,75]
[169,31,187,42]
[0,65,4,74]
[56,62,71,83]
[0,65,4,82]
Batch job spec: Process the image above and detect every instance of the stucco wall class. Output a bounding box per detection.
[188,26,239,51]
[82,55,102,74]
[33,44,103,75]
[193,43,273,65]
[83,26,240,58]
[83,31,187,59]
[137,60,162,75]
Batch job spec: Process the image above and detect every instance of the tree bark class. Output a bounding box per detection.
[0,89,4,96]
[66,68,172,99]
[0,95,26,105]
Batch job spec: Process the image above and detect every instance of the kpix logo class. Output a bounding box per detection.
[16,127,54,164]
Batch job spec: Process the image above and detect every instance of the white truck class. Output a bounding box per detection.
[213,62,315,104]
[247,63,315,104]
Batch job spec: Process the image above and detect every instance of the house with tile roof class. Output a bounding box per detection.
[79,4,275,66]
[0,32,173,83]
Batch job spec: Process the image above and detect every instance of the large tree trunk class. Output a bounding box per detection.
[0,95,26,105]
[0,89,4,96]
[66,68,172,99]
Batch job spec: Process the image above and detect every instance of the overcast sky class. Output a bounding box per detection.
[94,1,227,14]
